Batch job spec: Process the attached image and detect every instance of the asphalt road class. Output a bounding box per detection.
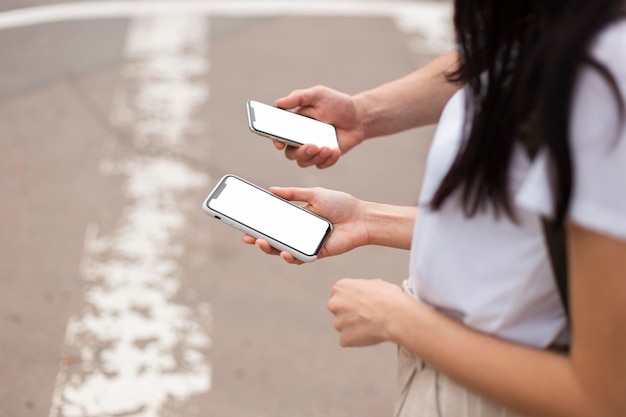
[0,2,452,417]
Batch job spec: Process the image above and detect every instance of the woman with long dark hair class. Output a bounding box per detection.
[243,0,626,415]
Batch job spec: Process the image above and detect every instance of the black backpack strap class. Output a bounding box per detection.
[541,219,569,317]
[538,2,626,319]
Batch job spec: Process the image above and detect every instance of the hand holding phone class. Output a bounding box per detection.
[242,186,376,264]
[202,175,333,263]
[246,99,339,149]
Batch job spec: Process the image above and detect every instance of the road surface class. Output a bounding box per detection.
[0,2,452,416]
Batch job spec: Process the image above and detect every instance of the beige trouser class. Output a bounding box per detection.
[394,280,526,417]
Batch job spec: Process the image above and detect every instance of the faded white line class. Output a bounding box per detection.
[48,14,212,417]
[0,1,454,52]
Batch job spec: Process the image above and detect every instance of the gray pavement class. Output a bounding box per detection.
[0,2,451,417]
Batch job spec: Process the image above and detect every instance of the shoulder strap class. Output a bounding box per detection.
[540,219,569,317]
[519,120,570,319]
[514,4,626,330]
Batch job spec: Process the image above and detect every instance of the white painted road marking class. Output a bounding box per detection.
[48,14,212,417]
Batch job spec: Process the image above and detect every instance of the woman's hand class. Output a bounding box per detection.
[242,186,370,264]
[327,278,411,347]
[273,85,365,169]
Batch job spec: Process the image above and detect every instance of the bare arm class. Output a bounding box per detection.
[274,51,462,168]
[354,50,462,140]
[361,201,416,250]
[328,222,626,417]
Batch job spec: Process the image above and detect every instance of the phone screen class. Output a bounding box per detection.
[205,175,332,257]
[247,100,338,149]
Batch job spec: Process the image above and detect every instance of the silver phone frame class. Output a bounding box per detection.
[202,174,333,262]
[246,99,339,148]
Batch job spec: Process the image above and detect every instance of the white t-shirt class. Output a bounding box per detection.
[409,19,626,348]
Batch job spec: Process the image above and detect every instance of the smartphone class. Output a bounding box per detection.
[246,99,339,149]
[202,175,333,262]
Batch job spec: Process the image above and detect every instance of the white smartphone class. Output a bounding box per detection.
[246,99,339,149]
[202,175,333,262]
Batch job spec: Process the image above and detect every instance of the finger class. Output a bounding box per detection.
[284,144,319,162]
[242,235,256,245]
[297,106,323,121]
[255,239,281,256]
[279,251,304,265]
[330,278,355,296]
[339,331,356,348]
[269,186,315,203]
[327,283,348,313]
[273,140,286,150]
[316,148,342,169]
[327,296,339,314]
[275,87,317,110]
[302,147,334,169]
[274,92,301,110]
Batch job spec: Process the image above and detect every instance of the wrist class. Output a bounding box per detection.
[361,202,416,249]
[384,293,439,354]
[352,91,382,142]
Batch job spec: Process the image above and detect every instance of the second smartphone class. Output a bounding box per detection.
[246,99,339,149]
[202,175,333,262]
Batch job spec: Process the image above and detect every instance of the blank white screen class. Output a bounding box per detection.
[208,176,330,256]
[248,100,338,148]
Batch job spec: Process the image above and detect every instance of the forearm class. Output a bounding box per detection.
[361,202,416,250]
[387,296,598,417]
[353,50,462,140]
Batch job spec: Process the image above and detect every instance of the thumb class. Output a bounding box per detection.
[274,90,304,110]
[269,186,315,204]
[275,87,318,110]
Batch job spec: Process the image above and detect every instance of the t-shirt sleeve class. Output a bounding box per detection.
[567,20,626,240]
[517,20,626,241]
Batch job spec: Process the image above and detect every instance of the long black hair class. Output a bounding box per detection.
[430,0,625,223]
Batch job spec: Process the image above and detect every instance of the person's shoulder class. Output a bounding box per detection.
[591,17,626,63]
[585,17,626,93]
